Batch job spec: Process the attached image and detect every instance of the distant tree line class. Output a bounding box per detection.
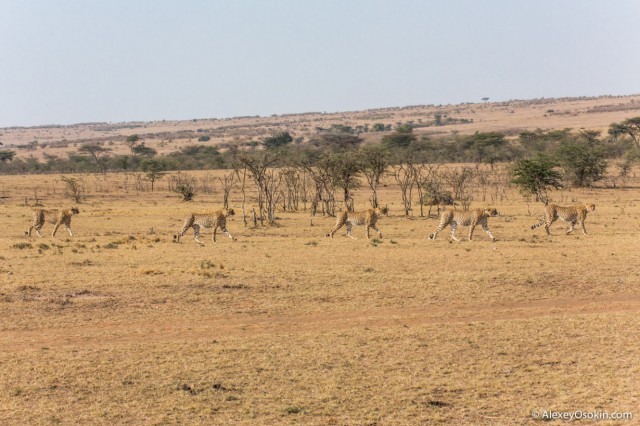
[2,118,640,197]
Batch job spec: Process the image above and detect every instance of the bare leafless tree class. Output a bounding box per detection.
[31,186,43,206]
[234,166,249,226]
[413,162,443,217]
[199,172,215,194]
[218,172,236,209]
[263,169,283,222]
[394,163,415,216]
[360,145,388,208]
[238,151,280,224]
[298,159,337,216]
[443,167,475,210]
[282,167,305,211]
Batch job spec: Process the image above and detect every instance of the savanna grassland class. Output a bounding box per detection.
[1,164,640,425]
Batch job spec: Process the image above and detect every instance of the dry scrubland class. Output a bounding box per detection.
[1,167,640,425]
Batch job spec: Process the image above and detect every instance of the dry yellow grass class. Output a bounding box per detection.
[1,167,639,424]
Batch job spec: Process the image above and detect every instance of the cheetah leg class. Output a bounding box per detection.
[193,224,203,244]
[580,220,588,235]
[566,221,575,235]
[482,222,495,241]
[346,222,356,239]
[65,224,74,237]
[429,226,443,240]
[221,226,234,240]
[544,221,551,236]
[468,222,476,241]
[51,223,61,237]
[213,225,218,242]
[450,222,460,242]
[371,224,382,239]
[175,225,190,242]
[213,226,233,242]
[31,224,44,237]
[326,222,343,238]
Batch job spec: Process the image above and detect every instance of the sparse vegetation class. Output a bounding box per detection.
[169,172,197,201]
[61,176,84,203]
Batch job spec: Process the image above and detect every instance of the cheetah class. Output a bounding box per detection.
[429,208,498,241]
[531,203,595,235]
[326,207,388,239]
[173,208,235,244]
[25,207,79,237]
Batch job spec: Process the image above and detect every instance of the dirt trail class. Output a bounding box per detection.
[2,293,639,352]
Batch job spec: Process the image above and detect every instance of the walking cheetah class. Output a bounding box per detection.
[173,208,235,243]
[326,207,388,239]
[531,203,595,235]
[25,207,79,237]
[429,208,498,241]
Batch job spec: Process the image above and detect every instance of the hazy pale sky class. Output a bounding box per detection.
[1,0,639,127]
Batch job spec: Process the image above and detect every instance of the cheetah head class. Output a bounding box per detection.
[226,208,235,216]
[376,206,389,216]
[485,208,498,217]
[586,203,595,212]
[71,207,80,215]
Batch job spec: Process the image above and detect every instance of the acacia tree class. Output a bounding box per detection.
[125,134,140,154]
[140,159,165,191]
[132,142,157,158]
[512,155,563,205]
[609,117,640,147]
[78,144,112,174]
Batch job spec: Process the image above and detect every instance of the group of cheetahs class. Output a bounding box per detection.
[24,203,596,243]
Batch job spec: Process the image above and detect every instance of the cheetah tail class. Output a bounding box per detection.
[530,220,545,230]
